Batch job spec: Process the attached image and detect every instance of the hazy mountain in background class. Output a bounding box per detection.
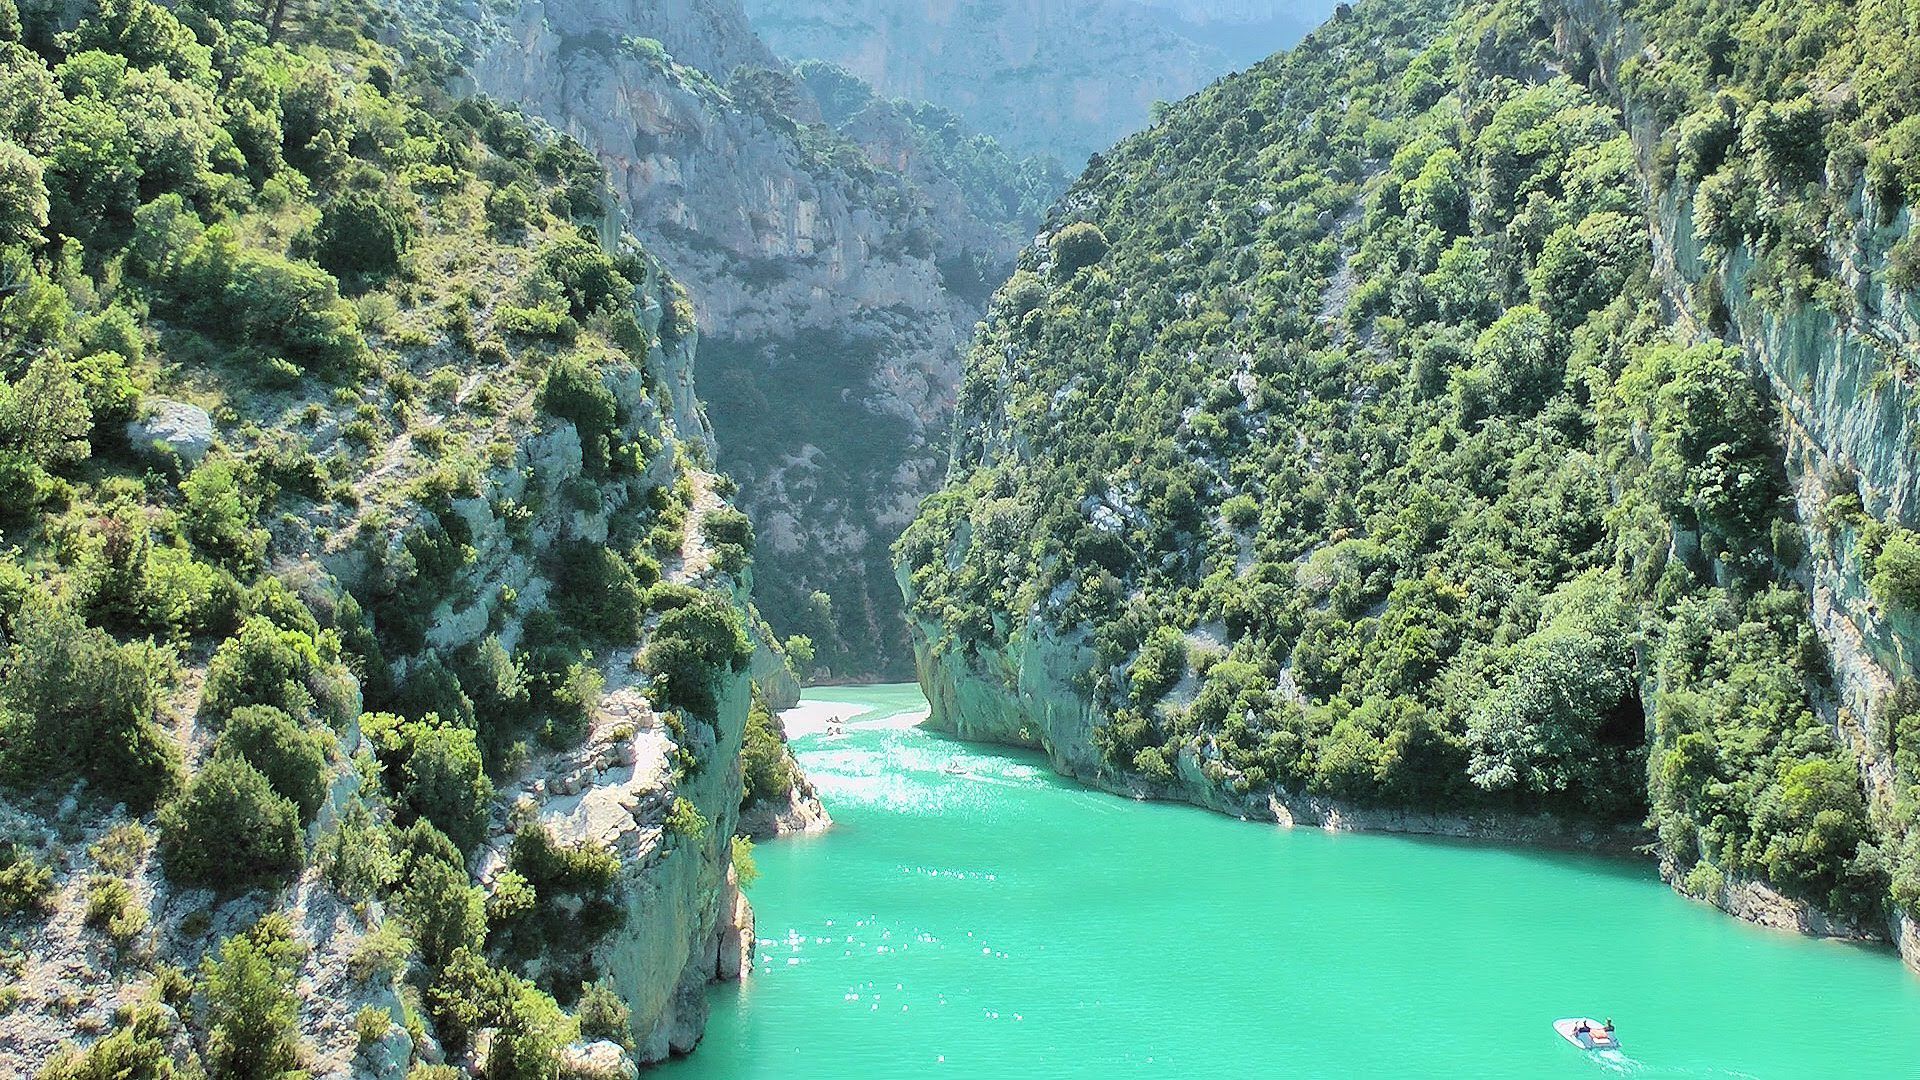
[740,0,1340,165]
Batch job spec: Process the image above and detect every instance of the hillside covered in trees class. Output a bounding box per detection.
[901,0,1920,945]
[0,0,806,1074]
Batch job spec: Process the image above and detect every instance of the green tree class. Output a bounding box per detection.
[158,755,303,890]
[200,615,337,725]
[1051,222,1108,275]
[0,599,180,809]
[199,916,305,1080]
[0,136,47,247]
[313,187,414,278]
[213,705,332,824]
[1871,528,1920,610]
[392,821,484,970]
[401,724,493,853]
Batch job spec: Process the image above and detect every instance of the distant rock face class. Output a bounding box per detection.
[740,0,1337,164]
[453,0,1026,677]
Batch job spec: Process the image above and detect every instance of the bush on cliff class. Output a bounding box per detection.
[159,755,303,891]
[1871,528,1920,611]
[212,704,332,824]
[0,599,180,811]
[644,594,752,717]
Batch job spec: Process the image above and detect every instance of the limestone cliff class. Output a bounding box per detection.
[1556,0,1920,962]
[418,0,1042,679]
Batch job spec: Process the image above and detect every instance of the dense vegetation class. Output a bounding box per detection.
[901,0,1916,923]
[0,0,773,1072]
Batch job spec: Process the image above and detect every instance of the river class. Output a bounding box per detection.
[662,684,1920,1078]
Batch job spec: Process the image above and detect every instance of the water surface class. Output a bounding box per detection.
[665,684,1920,1079]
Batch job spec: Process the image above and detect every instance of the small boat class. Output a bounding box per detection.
[1553,1017,1620,1051]
[941,759,966,775]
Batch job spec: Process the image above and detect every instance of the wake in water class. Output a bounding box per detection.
[1579,1048,1762,1080]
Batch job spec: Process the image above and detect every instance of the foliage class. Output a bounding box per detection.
[1871,528,1920,611]
[0,840,56,917]
[0,599,181,810]
[158,755,304,891]
[643,594,752,717]
[398,721,494,853]
[391,820,485,971]
[200,615,348,728]
[575,980,631,1049]
[37,1004,182,1080]
[899,0,1894,919]
[740,693,797,806]
[199,914,306,1080]
[212,705,332,824]
[313,186,414,279]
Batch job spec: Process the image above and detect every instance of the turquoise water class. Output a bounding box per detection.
[665,684,1920,1079]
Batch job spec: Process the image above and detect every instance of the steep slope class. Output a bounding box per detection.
[420,0,1051,679]
[0,0,805,1073]
[900,0,1920,958]
[741,0,1340,165]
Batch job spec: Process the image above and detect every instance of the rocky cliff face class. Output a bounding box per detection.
[1556,0,1920,962]
[740,0,1337,164]
[425,0,1042,679]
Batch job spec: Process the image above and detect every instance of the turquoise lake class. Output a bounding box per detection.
[664,684,1920,1079]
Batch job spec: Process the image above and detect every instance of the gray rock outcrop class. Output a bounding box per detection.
[125,399,215,464]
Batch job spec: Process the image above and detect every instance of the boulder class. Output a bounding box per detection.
[559,1039,637,1080]
[125,399,215,464]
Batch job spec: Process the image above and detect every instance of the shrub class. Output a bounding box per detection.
[1051,222,1109,275]
[181,457,266,569]
[702,507,754,573]
[1220,494,1259,529]
[314,187,413,278]
[665,796,708,841]
[83,875,146,948]
[539,235,630,318]
[199,915,305,1080]
[1128,626,1187,704]
[213,705,332,824]
[88,823,150,875]
[486,182,536,233]
[576,981,631,1049]
[731,834,759,887]
[643,594,751,716]
[495,302,572,339]
[392,821,485,970]
[553,544,645,643]
[200,615,337,726]
[36,1004,179,1080]
[740,696,796,805]
[401,723,493,853]
[158,755,304,891]
[538,355,617,467]
[355,1004,394,1047]
[1871,528,1920,611]
[0,600,180,810]
[427,949,571,1077]
[0,841,55,917]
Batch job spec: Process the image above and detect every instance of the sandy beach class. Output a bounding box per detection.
[778,697,931,737]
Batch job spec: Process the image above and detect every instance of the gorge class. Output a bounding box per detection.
[2,0,1920,1076]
